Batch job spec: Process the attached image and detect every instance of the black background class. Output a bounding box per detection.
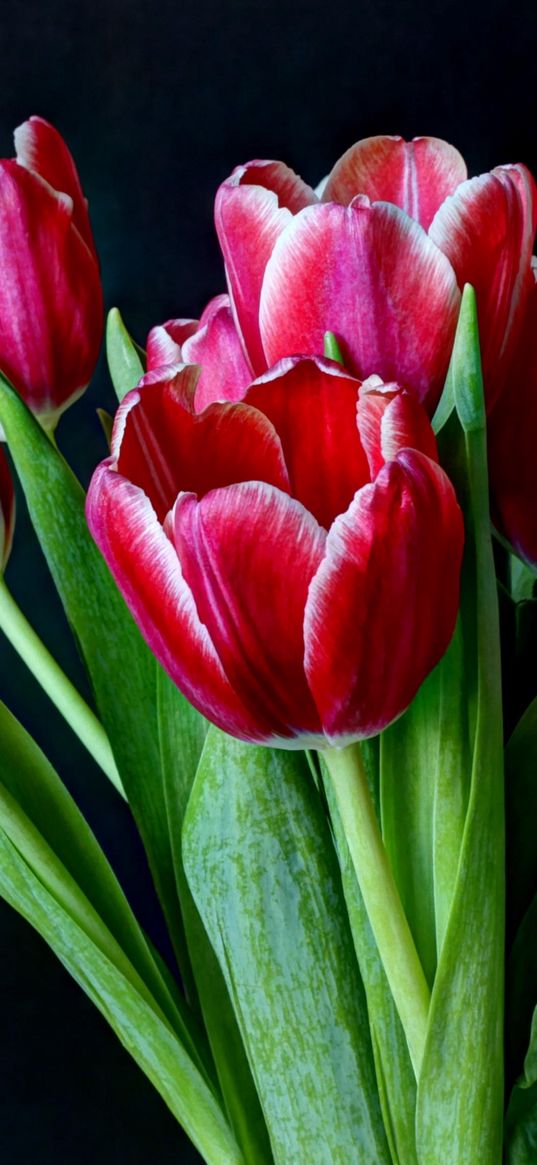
[0,0,536,1160]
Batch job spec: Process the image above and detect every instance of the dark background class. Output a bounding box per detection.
[0,0,536,1160]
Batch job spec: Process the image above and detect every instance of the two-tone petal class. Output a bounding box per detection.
[323,135,467,230]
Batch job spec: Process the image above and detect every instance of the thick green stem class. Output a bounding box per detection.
[0,577,125,798]
[321,742,430,1077]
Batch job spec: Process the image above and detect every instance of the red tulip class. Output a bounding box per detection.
[87,357,463,745]
[212,137,537,566]
[0,116,103,427]
[146,293,251,411]
[0,447,15,570]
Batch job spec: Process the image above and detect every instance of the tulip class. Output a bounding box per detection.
[87,357,463,745]
[0,447,14,570]
[0,116,103,428]
[211,137,537,566]
[146,293,251,410]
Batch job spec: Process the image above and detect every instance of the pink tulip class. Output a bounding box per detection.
[0,116,103,427]
[210,136,537,566]
[0,448,15,570]
[87,358,463,745]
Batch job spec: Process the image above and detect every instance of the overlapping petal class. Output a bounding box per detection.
[244,356,369,528]
[304,451,463,741]
[86,465,265,741]
[429,164,537,410]
[182,295,252,409]
[171,481,325,740]
[215,160,317,373]
[323,135,467,231]
[357,375,438,479]
[14,115,96,255]
[260,199,460,410]
[146,319,198,370]
[114,365,289,522]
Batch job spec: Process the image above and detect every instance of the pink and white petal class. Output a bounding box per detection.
[260,200,460,412]
[86,465,264,740]
[146,319,198,370]
[182,299,252,410]
[244,356,370,528]
[323,135,467,230]
[14,115,96,256]
[172,481,326,739]
[0,161,103,420]
[429,164,537,410]
[304,451,463,741]
[488,281,537,568]
[357,378,438,478]
[215,163,316,374]
[114,366,289,521]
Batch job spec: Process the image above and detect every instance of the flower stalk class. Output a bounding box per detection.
[321,741,430,1078]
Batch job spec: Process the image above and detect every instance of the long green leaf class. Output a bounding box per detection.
[506,1009,537,1164]
[415,286,504,1165]
[106,307,145,402]
[0,372,192,985]
[183,729,391,1165]
[0,829,243,1165]
[157,670,272,1164]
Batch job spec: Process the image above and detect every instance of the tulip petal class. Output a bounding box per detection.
[323,136,467,231]
[0,161,103,422]
[215,161,317,374]
[182,296,252,410]
[86,465,263,740]
[14,115,96,256]
[357,377,438,479]
[146,319,198,370]
[260,200,460,411]
[304,451,463,741]
[244,356,370,528]
[429,164,537,409]
[488,279,537,568]
[172,481,325,739]
[114,366,289,522]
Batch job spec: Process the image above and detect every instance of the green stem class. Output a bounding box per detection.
[0,577,125,798]
[321,742,430,1077]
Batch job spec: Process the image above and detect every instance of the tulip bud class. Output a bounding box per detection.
[0,116,103,428]
[0,448,15,570]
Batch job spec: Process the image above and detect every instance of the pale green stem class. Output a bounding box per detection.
[321,742,430,1078]
[0,577,125,798]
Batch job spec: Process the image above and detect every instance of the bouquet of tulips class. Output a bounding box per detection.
[0,117,536,1165]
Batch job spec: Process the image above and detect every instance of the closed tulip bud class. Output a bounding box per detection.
[87,356,463,746]
[0,116,103,428]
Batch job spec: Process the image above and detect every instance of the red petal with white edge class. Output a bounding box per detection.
[488,279,537,568]
[0,161,103,422]
[114,365,289,522]
[14,116,96,256]
[304,450,463,742]
[86,465,264,741]
[357,377,438,479]
[323,136,467,231]
[260,200,460,412]
[244,356,370,529]
[146,319,198,370]
[172,481,325,740]
[182,297,252,410]
[215,160,317,374]
[429,164,537,411]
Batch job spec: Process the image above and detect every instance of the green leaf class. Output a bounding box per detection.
[320,752,418,1165]
[183,729,391,1165]
[156,671,271,1164]
[415,285,504,1164]
[506,1010,537,1164]
[106,307,145,402]
[323,330,345,365]
[0,829,243,1165]
[0,372,193,992]
[506,697,537,932]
